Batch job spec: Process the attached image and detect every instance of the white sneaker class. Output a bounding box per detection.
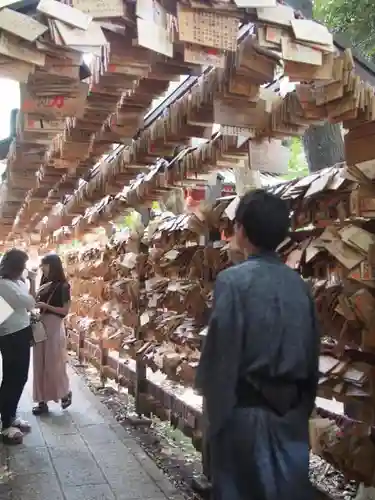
[2,426,23,445]
[12,417,31,433]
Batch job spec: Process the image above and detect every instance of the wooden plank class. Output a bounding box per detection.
[72,0,126,18]
[0,32,45,66]
[54,19,106,47]
[0,8,48,42]
[0,0,26,7]
[291,19,333,48]
[37,0,92,30]
[235,0,276,6]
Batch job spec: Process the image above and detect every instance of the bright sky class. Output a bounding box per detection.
[0,78,20,139]
[0,78,19,177]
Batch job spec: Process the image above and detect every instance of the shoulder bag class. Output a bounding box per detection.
[31,284,57,344]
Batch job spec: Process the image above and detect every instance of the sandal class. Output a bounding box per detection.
[32,402,49,416]
[12,417,31,433]
[2,426,23,445]
[61,391,72,410]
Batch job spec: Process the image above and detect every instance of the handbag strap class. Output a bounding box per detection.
[40,283,59,316]
[46,284,58,305]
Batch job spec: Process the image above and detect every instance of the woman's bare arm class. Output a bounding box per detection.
[36,301,70,316]
[27,270,38,298]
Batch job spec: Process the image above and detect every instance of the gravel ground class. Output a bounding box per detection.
[310,455,357,500]
[69,353,358,500]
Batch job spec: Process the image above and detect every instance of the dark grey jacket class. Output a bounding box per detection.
[196,252,319,436]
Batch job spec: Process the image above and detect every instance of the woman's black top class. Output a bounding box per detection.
[37,281,71,318]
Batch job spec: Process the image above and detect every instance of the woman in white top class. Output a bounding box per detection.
[0,249,36,444]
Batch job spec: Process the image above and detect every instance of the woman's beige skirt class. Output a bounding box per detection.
[33,313,70,403]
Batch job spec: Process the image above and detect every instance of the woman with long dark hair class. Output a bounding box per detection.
[0,248,36,444]
[33,253,72,415]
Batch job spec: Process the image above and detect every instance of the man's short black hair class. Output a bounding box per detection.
[235,189,290,251]
[0,248,28,279]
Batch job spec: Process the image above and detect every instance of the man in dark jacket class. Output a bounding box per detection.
[196,189,319,500]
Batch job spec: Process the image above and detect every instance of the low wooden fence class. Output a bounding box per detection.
[67,330,204,450]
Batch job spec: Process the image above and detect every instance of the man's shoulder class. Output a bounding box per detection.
[0,279,30,300]
[218,258,306,287]
[217,261,253,284]
[0,279,17,290]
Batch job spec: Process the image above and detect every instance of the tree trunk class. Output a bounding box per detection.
[289,1,345,174]
[302,122,344,173]
[161,188,185,214]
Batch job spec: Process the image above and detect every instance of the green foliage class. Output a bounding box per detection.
[57,239,81,252]
[123,213,135,229]
[117,210,143,231]
[118,204,159,230]
[314,0,375,57]
[283,137,309,180]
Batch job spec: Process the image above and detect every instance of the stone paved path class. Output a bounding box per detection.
[0,366,183,500]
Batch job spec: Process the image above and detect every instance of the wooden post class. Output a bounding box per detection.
[135,282,147,415]
[135,207,150,416]
[78,328,85,366]
[99,339,108,386]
